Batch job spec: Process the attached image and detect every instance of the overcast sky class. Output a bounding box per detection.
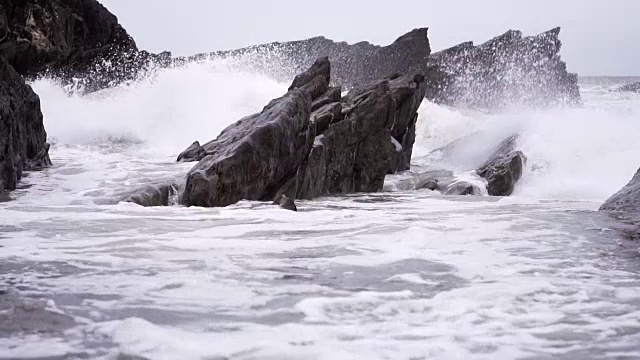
[100,0,639,76]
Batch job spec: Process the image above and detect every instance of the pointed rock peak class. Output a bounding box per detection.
[393,28,429,43]
[537,27,561,39]
[288,57,331,92]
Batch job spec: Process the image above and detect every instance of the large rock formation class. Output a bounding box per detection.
[181,28,432,91]
[0,0,170,93]
[183,27,578,111]
[424,28,580,109]
[0,56,50,192]
[178,58,427,207]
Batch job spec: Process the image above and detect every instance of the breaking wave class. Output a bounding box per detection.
[30,56,640,203]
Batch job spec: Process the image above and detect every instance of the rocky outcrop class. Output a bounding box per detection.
[182,28,432,91]
[477,136,526,196]
[0,0,170,93]
[424,28,580,109]
[616,82,640,93]
[184,27,578,111]
[392,169,486,196]
[600,169,640,215]
[600,169,640,240]
[0,56,50,192]
[178,58,427,207]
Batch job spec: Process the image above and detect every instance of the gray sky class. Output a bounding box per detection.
[100,0,639,76]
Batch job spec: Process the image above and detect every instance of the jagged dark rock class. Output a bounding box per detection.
[177,141,206,163]
[0,56,50,193]
[477,136,526,196]
[424,28,580,109]
[181,28,432,91]
[600,168,640,240]
[616,82,640,93]
[600,169,640,215]
[180,58,426,207]
[393,169,484,196]
[0,0,170,93]
[121,183,178,207]
[181,27,578,111]
[273,194,298,212]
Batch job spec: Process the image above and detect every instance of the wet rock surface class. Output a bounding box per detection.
[0,0,170,93]
[183,28,432,92]
[184,27,579,111]
[476,136,526,196]
[178,58,426,207]
[424,28,580,109]
[0,56,50,193]
[600,168,640,216]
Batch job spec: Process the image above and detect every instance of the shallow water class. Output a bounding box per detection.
[2,63,640,359]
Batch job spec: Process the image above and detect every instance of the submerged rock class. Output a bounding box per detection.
[616,82,640,93]
[424,28,580,109]
[393,169,486,196]
[477,136,526,196]
[180,58,426,207]
[0,56,50,192]
[121,183,179,207]
[0,0,170,93]
[274,194,298,212]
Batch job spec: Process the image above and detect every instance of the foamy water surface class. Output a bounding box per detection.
[1,63,640,359]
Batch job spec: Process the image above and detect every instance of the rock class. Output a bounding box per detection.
[0,56,50,192]
[391,169,486,195]
[181,56,321,207]
[424,28,580,109]
[182,28,432,91]
[177,141,206,163]
[600,168,640,240]
[181,27,579,110]
[477,136,526,196]
[121,183,179,207]
[289,73,427,200]
[0,0,170,93]
[600,168,640,214]
[273,194,298,212]
[440,179,485,196]
[180,58,426,207]
[616,82,640,93]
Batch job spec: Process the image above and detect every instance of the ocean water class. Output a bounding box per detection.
[1,60,640,359]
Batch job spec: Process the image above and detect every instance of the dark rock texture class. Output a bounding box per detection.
[184,27,578,110]
[393,169,485,196]
[0,56,50,192]
[180,58,426,207]
[177,141,206,163]
[0,0,170,93]
[600,169,640,215]
[121,183,178,207]
[274,194,298,212]
[616,82,640,93]
[600,168,640,240]
[424,28,580,109]
[184,28,432,91]
[477,136,526,196]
